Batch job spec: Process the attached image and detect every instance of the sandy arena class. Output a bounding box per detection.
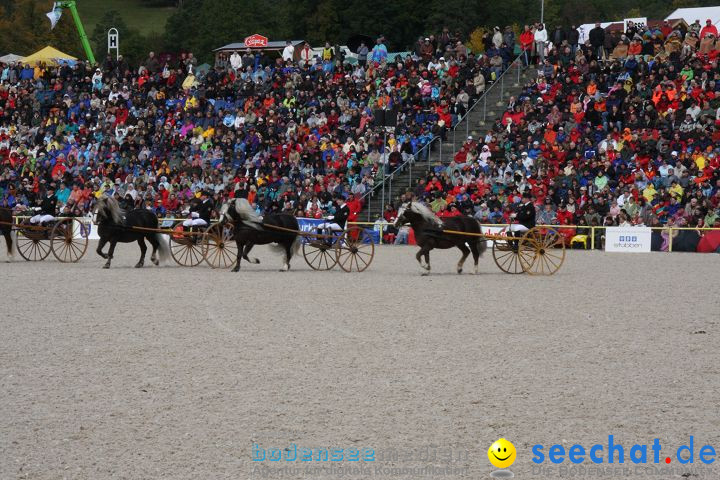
[1,243,719,480]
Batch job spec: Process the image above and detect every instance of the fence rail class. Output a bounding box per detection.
[347,221,720,252]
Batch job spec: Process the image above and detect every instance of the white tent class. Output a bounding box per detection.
[0,53,23,64]
[666,7,720,26]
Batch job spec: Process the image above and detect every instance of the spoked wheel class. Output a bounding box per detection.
[491,233,525,274]
[51,218,88,263]
[336,227,375,272]
[203,223,238,269]
[302,237,339,270]
[16,229,51,261]
[169,230,205,267]
[518,227,566,275]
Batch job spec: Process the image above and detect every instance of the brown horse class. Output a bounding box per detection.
[394,201,487,275]
[1,208,15,261]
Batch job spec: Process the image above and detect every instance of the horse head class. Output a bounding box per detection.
[394,202,411,228]
[94,195,124,224]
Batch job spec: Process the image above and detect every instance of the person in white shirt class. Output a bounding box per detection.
[229,51,242,71]
[534,24,548,64]
[282,41,295,63]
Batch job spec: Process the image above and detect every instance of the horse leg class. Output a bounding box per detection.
[415,245,431,275]
[148,234,160,265]
[3,231,12,261]
[423,250,431,275]
[96,238,108,259]
[231,239,243,272]
[469,242,480,275]
[242,243,260,264]
[135,238,147,268]
[457,243,470,274]
[103,241,117,269]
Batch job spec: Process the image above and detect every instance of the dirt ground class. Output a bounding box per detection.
[1,242,719,480]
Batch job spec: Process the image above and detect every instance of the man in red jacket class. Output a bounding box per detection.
[520,25,534,68]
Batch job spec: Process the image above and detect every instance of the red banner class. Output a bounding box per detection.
[244,34,268,48]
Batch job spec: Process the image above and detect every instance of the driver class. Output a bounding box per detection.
[30,185,57,225]
[317,194,350,234]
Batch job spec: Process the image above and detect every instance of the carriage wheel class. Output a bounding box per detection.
[491,236,525,274]
[202,223,238,269]
[51,218,89,263]
[169,231,205,267]
[518,227,566,275]
[302,236,339,270]
[16,230,52,261]
[336,227,375,273]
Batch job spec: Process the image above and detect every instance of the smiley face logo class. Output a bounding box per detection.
[488,438,516,469]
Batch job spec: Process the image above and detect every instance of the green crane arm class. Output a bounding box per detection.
[55,1,96,64]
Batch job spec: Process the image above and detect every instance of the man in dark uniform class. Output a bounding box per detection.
[317,194,349,234]
[30,185,58,225]
[512,191,536,233]
[183,190,215,228]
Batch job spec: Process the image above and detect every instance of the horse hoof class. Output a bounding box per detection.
[457,269,463,274]
[421,271,430,276]
[103,264,110,269]
[231,267,239,273]
[152,259,159,266]
[254,259,261,264]
[135,263,143,268]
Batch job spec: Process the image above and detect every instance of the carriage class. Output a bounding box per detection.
[11,216,89,263]
[166,221,376,272]
[487,226,566,275]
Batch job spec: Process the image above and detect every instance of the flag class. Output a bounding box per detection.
[46,3,62,30]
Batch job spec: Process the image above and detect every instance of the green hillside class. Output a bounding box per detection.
[76,0,175,36]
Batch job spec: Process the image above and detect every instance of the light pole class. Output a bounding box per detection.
[540,0,544,25]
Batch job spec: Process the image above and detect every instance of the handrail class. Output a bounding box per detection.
[451,52,524,156]
[359,136,442,219]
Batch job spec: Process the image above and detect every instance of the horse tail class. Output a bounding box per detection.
[291,234,302,258]
[474,218,488,256]
[155,233,170,264]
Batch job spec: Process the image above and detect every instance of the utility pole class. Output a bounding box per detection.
[56,1,96,64]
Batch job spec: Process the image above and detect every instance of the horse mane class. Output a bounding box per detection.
[100,196,124,224]
[233,198,263,230]
[409,202,443,228]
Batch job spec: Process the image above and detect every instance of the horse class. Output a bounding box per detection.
[0,207,15,261]
[94,196,169,269]
[218,198,301,272]
[394,201,487,275]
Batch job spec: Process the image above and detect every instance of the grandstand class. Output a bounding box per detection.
[0,17,718,253]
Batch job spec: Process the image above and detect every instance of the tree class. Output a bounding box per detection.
[0,0,81,58]
[90,10,148,65]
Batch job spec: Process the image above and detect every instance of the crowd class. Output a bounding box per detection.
[380,19,720,249]
[2,18,720,251]
[0,31,512,224]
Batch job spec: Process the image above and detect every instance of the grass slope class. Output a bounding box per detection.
[76,0,176,36]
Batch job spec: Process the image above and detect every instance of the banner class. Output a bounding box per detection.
[605,227,651,253]
[298,218,379,244]
[46,3,62,30]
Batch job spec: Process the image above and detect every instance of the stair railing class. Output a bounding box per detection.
[360,136,441,220]
[451,52,524,156]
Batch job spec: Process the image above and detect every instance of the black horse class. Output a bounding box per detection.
[1,207,14,261]
[394,201,487,275]
[218,198,301,272]
[94,196,169,268]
